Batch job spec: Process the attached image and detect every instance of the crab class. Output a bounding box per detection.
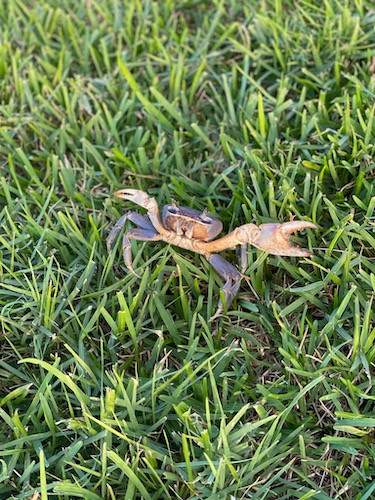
[107,189,316,320]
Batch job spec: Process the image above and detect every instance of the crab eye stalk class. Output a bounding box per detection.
[168,207,179,215]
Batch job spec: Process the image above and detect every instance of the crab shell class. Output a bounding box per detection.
[162,205,223,241]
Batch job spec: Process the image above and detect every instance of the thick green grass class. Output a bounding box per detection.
[0,0,374,498]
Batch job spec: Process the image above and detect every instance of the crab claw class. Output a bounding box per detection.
[253,221,316,257]
[114,189,156,210]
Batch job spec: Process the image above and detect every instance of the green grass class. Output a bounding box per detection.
[0,0,374,498]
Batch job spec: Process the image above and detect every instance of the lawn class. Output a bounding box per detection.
[0,0,374,498]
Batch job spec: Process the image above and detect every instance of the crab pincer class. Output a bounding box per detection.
[253,221,317,257]
[114,189,167,234]
[114,189,156,209]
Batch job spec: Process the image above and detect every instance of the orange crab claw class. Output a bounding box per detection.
[253,221,317,257]
[114,189,156,209]
[114,188,169,235]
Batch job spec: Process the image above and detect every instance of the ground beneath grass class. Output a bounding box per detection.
[0,1,374,499]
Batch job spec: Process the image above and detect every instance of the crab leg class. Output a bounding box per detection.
[122,227,161,275]
[106,211,155,251]
[114,189,169,236]
[207,254,242,321]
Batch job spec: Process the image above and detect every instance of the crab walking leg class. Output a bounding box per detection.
[106,211,155,251]
[122,227,161,274]
[207,254,242,320]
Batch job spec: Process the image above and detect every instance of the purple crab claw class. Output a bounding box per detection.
[253,221,317,257]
